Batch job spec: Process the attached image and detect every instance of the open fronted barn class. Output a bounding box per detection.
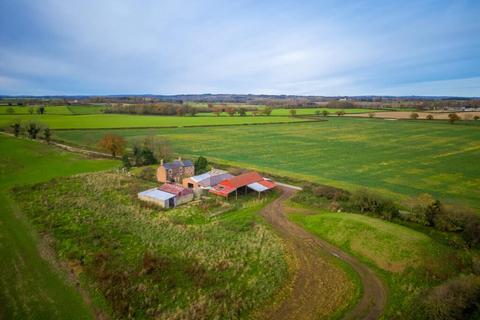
[209,171,276,199]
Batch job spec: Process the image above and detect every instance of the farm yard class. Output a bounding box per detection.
[55,117,480,210]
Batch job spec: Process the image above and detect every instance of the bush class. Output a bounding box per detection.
[410,112,419,120]
[350,189,399,220]
[419,275,480,320]
[137,167,156,181]
[310,185,350,201]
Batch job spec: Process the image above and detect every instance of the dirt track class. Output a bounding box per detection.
[260,187,387,320]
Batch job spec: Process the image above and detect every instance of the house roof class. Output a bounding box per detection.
[138,188,175,201]
[159,183,193,196]
[188,169,234,188]
[162,159,193,170]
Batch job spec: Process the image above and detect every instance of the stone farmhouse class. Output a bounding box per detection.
[157,158,194,183]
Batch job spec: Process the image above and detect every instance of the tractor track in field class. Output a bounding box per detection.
[260,187,387,320]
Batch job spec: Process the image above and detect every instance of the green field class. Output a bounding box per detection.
[13,172,288,319]
[55,118,480,210]
[0,105,106,115]
[0,114,306,129]
[0,106,73,114]
[197,107,381,116]
[67,105,106,114]
[0,135,117,319]
[289,210,478,318]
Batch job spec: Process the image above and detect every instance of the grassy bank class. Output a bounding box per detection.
[0,135,117,319]
[289,210,479,318]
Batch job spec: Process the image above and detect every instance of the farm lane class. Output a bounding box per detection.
[260,187,387,320]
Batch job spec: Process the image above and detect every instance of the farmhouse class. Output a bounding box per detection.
[157,158,194,183]
[138,183,193,208]
[209,171,276,199]
[182,168,233,190]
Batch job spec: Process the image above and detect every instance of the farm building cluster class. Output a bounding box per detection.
[138,158,276,208]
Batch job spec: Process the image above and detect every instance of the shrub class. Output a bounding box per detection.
[6,107,15,114]
[426,114,434,120]
[474,115,479,121]
[419,275,480,320]
[410,112,419,120]
[24,121,42,139]
[138,167,156,181]
[310,185,350,201]
[350,189,399,220]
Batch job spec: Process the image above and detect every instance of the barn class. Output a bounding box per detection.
[138,183,194,208]
[182,168,233,190]
[209,171,276,199]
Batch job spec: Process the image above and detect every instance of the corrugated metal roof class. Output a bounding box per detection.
[159,183,193,196]
[138,188,174,201]
[247,182,269,192]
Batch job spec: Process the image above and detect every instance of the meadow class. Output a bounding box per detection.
[55,118,480,210]
[13,172,289,319]
[0,113,306,129]
[0,135,117,319]
[289,209,479,318]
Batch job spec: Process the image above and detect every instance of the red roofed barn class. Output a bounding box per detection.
[209,171,276,198]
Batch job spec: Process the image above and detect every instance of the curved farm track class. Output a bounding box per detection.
[259,187,387,320]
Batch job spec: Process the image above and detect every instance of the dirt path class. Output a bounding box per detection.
[260,187,387,320]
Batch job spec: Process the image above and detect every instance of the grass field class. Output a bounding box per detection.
[0,105,106,115]
[289,210,478,318]
[0,114,306,129]
[13,172,288,319]
[55,118,480,210]
[0,106,73,114]
[0,135,117,319]
[197,107,382,116]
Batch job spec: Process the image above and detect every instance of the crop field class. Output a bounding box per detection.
[0,135,117,319]
[0,113,306,129]
[55,118,480,210]
[289,210,477,318]
[13,172,288,319]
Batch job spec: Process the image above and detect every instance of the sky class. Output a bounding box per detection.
[1,0,479,96]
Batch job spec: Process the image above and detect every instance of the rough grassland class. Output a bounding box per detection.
[13,172,288,319]
[55,118,480,210]
[0,114,306,129]
[289,211,477,319]
[0,135,117,319]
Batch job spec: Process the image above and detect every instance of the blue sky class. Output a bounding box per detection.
[1,0,479,96]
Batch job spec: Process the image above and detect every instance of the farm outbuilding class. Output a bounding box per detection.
[209,171,276,199]
[138,183,194,208]
[182,168,233,190]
